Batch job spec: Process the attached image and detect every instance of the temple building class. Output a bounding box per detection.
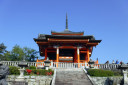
[34,15,101,64]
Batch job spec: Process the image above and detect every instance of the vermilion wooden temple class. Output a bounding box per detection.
[34,15,101,64]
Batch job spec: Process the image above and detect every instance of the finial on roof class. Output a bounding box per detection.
[66,13,68,30]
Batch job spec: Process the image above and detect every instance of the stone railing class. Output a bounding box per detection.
[1,61,45,67]
[52,62,87,68]
[95,64,120,70]
[1,61,122,70]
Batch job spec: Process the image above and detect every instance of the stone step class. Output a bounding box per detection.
[56,68,83,71]
[55,69,92,85]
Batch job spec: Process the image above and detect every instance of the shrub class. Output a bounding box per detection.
[87,69,114,77]
[9,66,20,75]
[113,71,122,76]
[29,66,36,69]
[31,69,36,74]
[36,69,46,75]
[26,69,32,74]
[46,72,53,76]
[36,69,54,75]
[25,68,54,75]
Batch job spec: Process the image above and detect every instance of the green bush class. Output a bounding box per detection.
[36,69,46,75]
[9,66,54,76]
[31,69,36,74]
[35,69,54,75]
[9,66,20,75]
[113,71,122,76]
[29,66,36,69]
[87,69,114,77]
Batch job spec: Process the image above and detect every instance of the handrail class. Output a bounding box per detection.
[51,69,56,85]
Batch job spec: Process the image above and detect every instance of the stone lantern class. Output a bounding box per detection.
[118,63,128,85]
[44,57,51,70]
[16,58,28,81]
[88,59,95,68]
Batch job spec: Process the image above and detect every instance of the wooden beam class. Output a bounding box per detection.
[48,38,89,43]
[80,51,87,53]
[59,46,77,49]
[86,43,98,46]
[47,51,56,52]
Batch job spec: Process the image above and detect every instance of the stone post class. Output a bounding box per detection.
[50,61,53,68]
[118,64,128,85]
[16,67,25,81]
[123,70,128,85]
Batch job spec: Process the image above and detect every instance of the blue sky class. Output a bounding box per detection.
[0,0,128,63]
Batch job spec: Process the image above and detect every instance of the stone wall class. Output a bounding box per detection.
[7,75,53,85]
[90,76,123,85]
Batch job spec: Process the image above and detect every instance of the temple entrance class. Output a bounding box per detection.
[59,49,75,62]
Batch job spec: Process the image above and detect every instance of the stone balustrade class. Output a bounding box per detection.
[96,64,120,70]
[1,61,45,67]
[1,61,122,70]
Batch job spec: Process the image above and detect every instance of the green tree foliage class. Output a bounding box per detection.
[0,43,6,55]
[0,43,38,61]
[0,43,7,60]
[3,51,11,61]
[10,45,25,61]
[23,47,38,61]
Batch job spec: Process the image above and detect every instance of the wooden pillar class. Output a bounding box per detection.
[44,48,47,60]
[85,54,87,63]
[56,47,59,62]
[56,47,59,67]
[77,47,80,68]
[74,49,77,63]
[87,49,90,62]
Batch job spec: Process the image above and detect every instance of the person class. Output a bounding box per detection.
[112,60,115,64]
[115,60,119,64]
[105,61,109,64]
[120,61,122,64]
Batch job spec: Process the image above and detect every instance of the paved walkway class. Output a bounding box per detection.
[55,69,92,85]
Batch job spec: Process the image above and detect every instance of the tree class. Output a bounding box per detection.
[23,47,38,62]
[0,43,38,61]
[3,51,11,61]
[10,45,25,61]
[0,43,7,60]
[0,43,6,55]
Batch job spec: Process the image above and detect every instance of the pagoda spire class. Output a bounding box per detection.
[66,13,68,30]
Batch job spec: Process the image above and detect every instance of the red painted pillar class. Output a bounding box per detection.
[87,49,90,63]
[77,47,80,68]
[44,48,47,60]
[56,47,59,67]
[74,49,77,63]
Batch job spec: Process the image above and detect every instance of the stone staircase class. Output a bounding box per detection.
[55,68,92,85]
